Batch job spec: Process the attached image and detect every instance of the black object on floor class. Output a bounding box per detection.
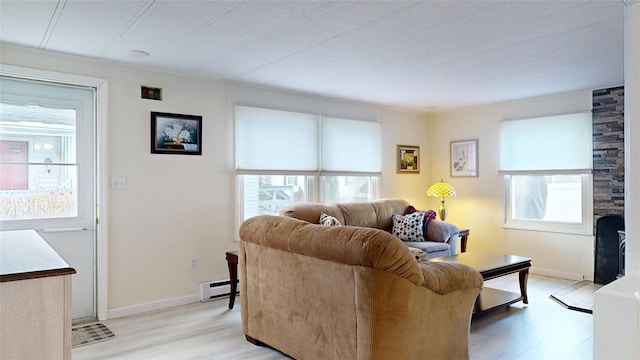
[594,215,624,285]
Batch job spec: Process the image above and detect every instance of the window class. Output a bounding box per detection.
[241,175,310,219]
[499,113,592,234]
[236,106,380,221]
[321,176,376,203]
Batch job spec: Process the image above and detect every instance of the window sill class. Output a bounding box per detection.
[503,220,592,236]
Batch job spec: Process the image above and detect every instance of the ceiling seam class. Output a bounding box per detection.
[98,0,156,59]
[186,1,333,74]
[39,0,67,49]
[232,1,424,83]
[156,1,242,72]
[255,1,577,86]
[193,1,242,36]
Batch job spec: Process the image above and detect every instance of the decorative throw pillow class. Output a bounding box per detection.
[407,246,427,261]
[406,205,437,241]
[319,212,342,226]
[392,212,424,242]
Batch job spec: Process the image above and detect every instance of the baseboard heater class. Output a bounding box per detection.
[200,279,238,302]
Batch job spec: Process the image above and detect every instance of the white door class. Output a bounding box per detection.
[0,76,97,322]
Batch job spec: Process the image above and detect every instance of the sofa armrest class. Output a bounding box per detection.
[447,234,459,254]
[418,261,483,295]
[426,219,459,243]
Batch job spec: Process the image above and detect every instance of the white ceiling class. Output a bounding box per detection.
[0,1,625,112]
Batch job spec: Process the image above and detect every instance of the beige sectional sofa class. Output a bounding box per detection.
[238,199,483,359]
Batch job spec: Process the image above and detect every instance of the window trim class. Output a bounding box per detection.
[502,173,593,235]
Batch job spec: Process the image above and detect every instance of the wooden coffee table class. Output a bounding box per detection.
[428,252,531,317]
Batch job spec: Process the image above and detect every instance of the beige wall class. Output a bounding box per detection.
[428,90,595,280]
[1,44,604,314]
[0,45,431,312]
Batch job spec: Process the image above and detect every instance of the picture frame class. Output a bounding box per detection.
[141,86,162,101]
[450,139,478,177]
[397,145,420,173]
[151,112,202,155]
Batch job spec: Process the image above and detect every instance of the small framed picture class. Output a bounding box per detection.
[141,86,162,101]
[151,112,202,155]
[397,145,420,173]
[450,139,478,177]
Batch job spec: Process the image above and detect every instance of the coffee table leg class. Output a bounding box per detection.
[519,269,529,304]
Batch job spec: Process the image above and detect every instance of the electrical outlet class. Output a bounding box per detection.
[189,258,197,270]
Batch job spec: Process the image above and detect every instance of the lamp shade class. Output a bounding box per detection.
[427,180,456,197]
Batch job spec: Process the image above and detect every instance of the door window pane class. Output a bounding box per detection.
[0,103,78,220]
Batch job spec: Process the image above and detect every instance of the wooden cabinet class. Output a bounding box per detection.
[1,230,76,360]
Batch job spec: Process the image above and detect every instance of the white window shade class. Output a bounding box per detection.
[321,117,381,173]
[499,113,592,172]
[236,106,318,172]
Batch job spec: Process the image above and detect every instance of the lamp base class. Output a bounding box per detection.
[439,199,448,221]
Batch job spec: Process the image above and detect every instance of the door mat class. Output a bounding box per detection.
[550,280,603,314]
[72,323,115,348]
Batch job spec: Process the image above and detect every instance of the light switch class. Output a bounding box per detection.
[111,176,127,190]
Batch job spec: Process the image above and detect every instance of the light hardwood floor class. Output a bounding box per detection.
[73,274,593,360]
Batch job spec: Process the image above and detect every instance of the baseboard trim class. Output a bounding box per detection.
[107,294,200,319]
[531,267,585,281]
[105,268,584,319]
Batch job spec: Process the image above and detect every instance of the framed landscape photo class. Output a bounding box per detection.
[397,145,420,173]
[151,112,202,155]
[450,139,478,177]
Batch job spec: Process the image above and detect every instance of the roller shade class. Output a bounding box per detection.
[236,106,381,175]
[321,116,381,173]
[499,112,592,173]
[236,106,318,171]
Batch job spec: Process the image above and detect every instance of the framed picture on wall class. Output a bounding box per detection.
[450,139,478,177]
[397,145,420,173]
[151,112,202,155]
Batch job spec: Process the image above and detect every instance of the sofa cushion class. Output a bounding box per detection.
[426,219,459,243]
[370,199,411,229]
[280,203,345,225]
[336,202,378,228]
[319,212,342,226]
[391,212,425,242]
[406,241,450,253]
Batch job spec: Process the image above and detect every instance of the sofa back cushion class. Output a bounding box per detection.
[280,198,409,230]
[240,215,424,285]
[279,203,344,225]
[336,202,378,228]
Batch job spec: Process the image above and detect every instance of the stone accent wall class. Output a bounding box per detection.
[592,86,625,224]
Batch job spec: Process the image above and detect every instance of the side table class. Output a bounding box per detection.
[225,250,238,309]
[459,229,470,253]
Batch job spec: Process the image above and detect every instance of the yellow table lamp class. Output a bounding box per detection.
[427,180,456,221]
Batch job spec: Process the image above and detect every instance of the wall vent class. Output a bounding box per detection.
[200,279,237,302]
